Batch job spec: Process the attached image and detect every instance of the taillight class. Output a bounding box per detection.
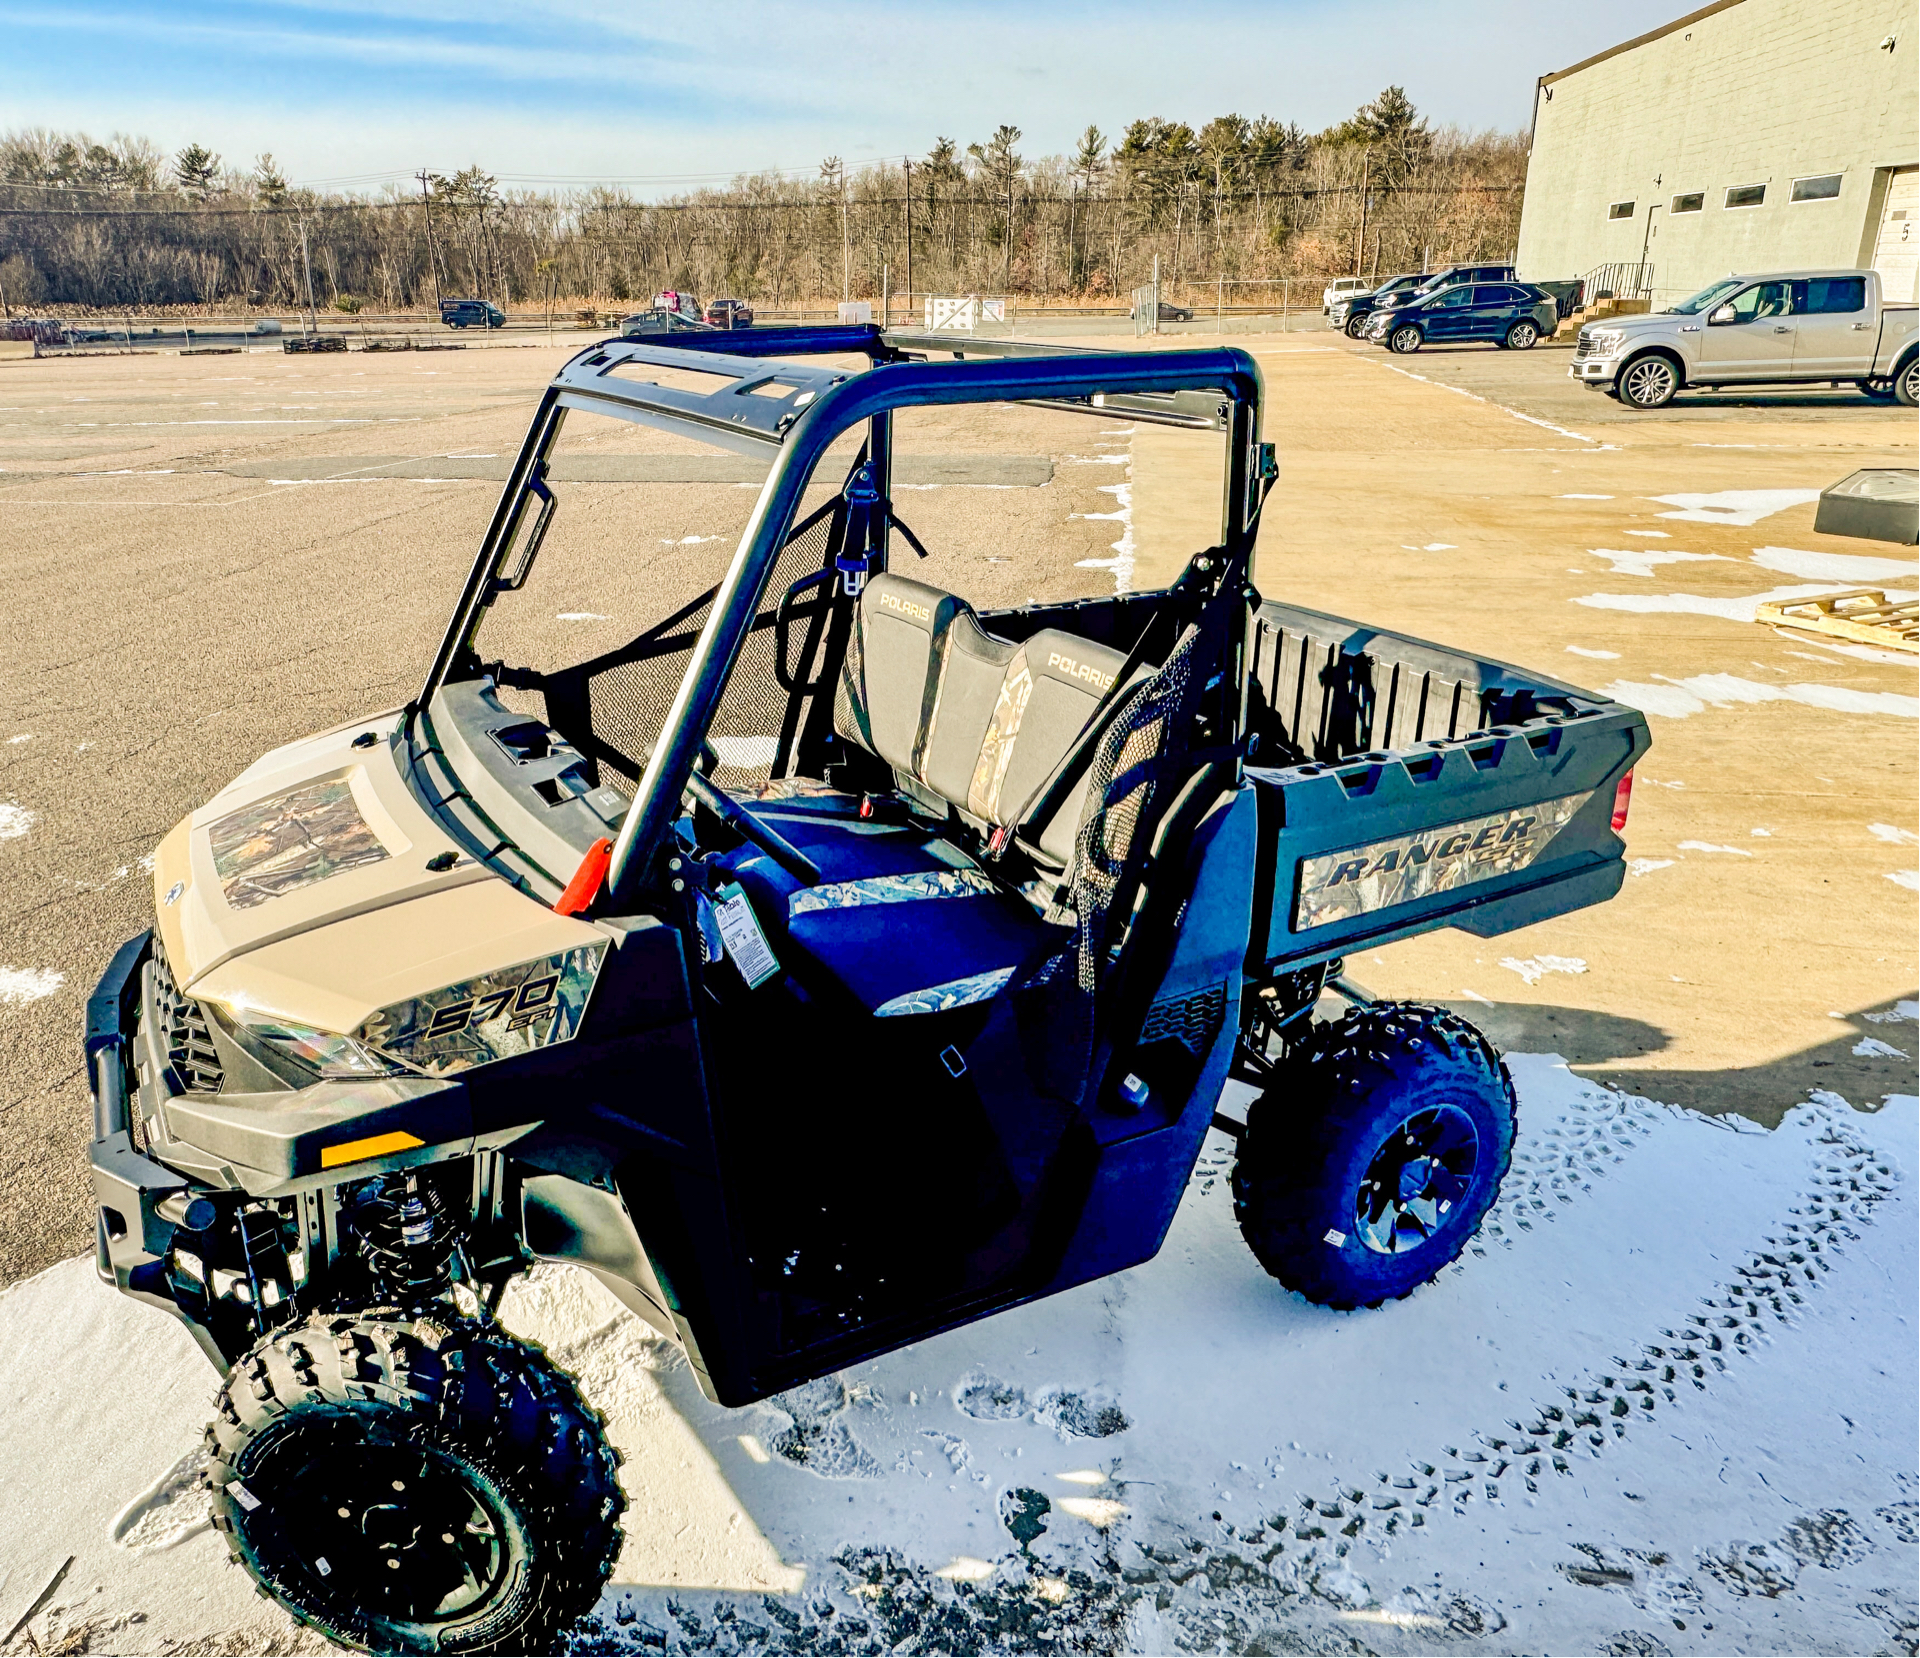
[1610,770,1634,833]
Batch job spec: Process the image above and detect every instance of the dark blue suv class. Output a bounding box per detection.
[1367,281,1559,354]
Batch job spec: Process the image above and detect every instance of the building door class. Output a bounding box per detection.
[1872,167,1918,305]
[1696,280,1797,377]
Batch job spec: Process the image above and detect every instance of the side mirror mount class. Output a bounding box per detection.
[1708,303,1738,325]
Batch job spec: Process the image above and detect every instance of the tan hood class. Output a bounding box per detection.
[152,711,601,1035]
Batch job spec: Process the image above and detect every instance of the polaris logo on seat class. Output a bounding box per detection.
[875,591,931,622]
[1293,790,1594,929]
[1047,651,1116,690]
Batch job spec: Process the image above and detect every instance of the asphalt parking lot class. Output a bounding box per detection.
[1,329,1914,1285]
[0,327,1913,1656]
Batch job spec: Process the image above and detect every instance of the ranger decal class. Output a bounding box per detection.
[1293,790,1594,929]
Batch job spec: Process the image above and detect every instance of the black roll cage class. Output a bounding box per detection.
[418,324,1272,908]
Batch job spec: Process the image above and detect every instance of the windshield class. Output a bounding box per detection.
[1668,278,1745,316]
[461,372,1219,798]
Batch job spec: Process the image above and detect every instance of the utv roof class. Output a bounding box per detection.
[549,324,1255,458]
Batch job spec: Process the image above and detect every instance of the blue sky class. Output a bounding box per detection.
[0,0,1694,190]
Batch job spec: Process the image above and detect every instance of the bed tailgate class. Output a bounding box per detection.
[1249,702,1650,973]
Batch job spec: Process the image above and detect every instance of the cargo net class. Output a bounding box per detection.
[530,498,844,797]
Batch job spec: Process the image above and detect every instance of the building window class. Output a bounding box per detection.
[1791,173,1843,203]
[1608,201,1636,219]
[1725,183,1767,209]
[1670,191,1705,213]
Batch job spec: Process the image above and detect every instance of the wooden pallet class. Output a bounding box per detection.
[1756,587,1919,653]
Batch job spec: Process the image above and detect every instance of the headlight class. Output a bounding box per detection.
[216,1002,407,1079]
[1590,330,1624,349]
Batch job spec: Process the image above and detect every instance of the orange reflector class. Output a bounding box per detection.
[555,837,613,917]
[320,1130,424,1169]
[1610,769,1634,833]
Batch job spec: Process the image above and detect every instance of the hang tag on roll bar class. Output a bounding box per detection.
[712,882,780,989]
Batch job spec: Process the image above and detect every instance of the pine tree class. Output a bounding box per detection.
[174,143,220,196]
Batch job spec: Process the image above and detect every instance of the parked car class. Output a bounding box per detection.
[1330,272,1427,337]
[440,298,504,329]
[653,290,703,322]
[1529,278,1587,323]
[1368,282,1560,354]
[704,298,755,329]
[1128,300,1196,322]
[1322,276,1372,314]
[1568,269,1919,409]
[620,308,717,337]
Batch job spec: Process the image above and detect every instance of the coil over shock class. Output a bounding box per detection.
[344,1171,466,1302]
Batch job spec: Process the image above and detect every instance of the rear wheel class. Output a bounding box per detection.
[1618,354,1679,409]
[1388,324,1423,354]
[1895,356,1918,408]
[204,1313,624,1654]
[1233,1003,1515,1309]
[1505,320,1539,350]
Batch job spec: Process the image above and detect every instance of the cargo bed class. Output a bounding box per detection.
[1244,600,1649,975]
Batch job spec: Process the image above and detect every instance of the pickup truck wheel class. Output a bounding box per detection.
[1505,321,1539,350]
[203,1313,625,1655]
[1617,354,1679,409]
[1895,356,1919,408]
[1232,1003,1515,1310]
[1388,325,1423,355]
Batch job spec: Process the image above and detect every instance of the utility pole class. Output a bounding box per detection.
[298,218,317,336]
[839,162,850,303]
[418,170,443,313]
[903,157,913,326]
[1354,147,1371,279]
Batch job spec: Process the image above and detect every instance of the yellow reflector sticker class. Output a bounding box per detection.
[320,1130,425,1169]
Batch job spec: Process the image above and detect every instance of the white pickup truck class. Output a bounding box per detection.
[1569,269,1918,409]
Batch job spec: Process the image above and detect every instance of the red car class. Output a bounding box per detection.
[704,297,754,329]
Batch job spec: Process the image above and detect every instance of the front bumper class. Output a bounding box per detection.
[85,933,197,1316]
[1569,356,1621,380]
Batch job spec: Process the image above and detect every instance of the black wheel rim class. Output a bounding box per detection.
[247,1428,513,1626]
[1355,1104,1480,1255]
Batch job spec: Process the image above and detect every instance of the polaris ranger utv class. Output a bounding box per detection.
[86,326,1649,1653]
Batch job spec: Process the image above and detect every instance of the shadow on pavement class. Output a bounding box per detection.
[1436,993,1917,1128]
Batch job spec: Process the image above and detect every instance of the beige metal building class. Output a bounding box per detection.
[1517,0,1917,306]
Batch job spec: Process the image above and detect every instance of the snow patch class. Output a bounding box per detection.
[557,611,610,621]
[1072,452,1135,592]
[1627,859,1675,877]
[1603,674,1920,721]
[1575,581,1917,626]
[1749,545,1920,583]
[1866,1000,1920,1022]
[1587,547,1729,579]
[1499,954,1587,985]
[0,966,63,1004]
[1853,1037,1909,1059]
[955,1370,1130,1440]
[708,735,780,769]
[1622,529,1670,538]
[1652,488,1820,526]
[1677,840,1754,857]
[0,802,33,840]
[1868,823,1918,845]
[1565,645,1621,659]
[1887,870,1920,891]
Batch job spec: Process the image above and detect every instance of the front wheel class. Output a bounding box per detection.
[1894,356,1919,408]
[1505,320,1539,350]
[1617,354,1679,409]
[1233,1003,1516,1309]
[204,1314,625,1654]
[1388,324,1423,354]
[1344,312,1368,338]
